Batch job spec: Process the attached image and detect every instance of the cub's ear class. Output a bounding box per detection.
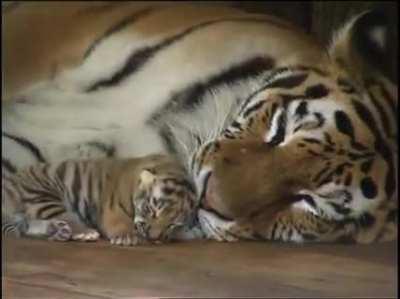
[329,9,396,83]
[139,169,156,186]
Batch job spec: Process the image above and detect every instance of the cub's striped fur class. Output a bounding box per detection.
[2,154,197,245]
[2,3,397,243]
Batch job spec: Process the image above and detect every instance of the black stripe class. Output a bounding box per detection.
[23,196,57,204]
[344,173,353,186]
[3,133,46,162]
[41,209,66,220]
[242,100,266,118]
[70,165,86,223]
[56,162,68,182]
[302,195,317,209]
[264,73,308,89]
[85,199,98,229]
[337,78,356,94]
[352,100,395,199]
[305,84,329,99]
[323,132,335,146]
[240,65,328,114]
[84,8,154,59]
[163,178,196,195]
[28,166,52,192]
[86,17,286,92]
[365,79,397,125]
[163,56,274,116]
[368,91,392,137]
[37,204,63,219]
[270,222,279,240]
[118,201,134,218]
[313,167,330,183]
[379,84,397,124]
[295,65,328,77]
[267,108,287,146]
[2,158,17,173]
[303,137,322,145]
[71,165,82,198]
[334,110,355,140]
[294,101,308,120]
[230,121,243,130]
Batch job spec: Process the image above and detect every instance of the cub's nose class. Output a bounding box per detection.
[148,228,163,241]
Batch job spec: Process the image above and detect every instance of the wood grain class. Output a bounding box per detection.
[2,237,397,298]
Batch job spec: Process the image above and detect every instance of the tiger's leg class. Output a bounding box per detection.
[198,207,351,243]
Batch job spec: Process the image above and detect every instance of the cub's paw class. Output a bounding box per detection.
[109,233,142,246]
[72,229,100,242]
[47,220,72,242]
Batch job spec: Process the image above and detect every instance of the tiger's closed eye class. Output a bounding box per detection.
[141,205,151,214]
[162,206,174,214]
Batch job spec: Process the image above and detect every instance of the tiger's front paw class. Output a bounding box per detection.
[198,209,239,242]
[109,232,143,246]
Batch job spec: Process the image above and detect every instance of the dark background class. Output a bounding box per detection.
[233,1,398,82]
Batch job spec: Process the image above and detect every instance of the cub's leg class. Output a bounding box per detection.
[100,202,141,246]
[4,210,101,242]
[55,213,100,242]
[2,173,72,241]
[2,167,100,242]
[25,218,73,241]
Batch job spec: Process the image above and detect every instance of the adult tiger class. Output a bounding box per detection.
[2,2,397,243]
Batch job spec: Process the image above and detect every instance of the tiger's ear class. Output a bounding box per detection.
[139,169,156,187]
[329,9,395,83]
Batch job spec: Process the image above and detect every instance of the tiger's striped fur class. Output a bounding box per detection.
[2,3,397,243]
[2,154,197,245]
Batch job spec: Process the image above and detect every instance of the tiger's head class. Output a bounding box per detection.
[133,157,197,243]
[191,10,397,234]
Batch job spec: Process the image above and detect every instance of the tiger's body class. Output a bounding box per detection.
[2,2,397,243]
[2,154,198,245]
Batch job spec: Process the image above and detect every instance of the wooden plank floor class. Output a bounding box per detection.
[2,237,397,298]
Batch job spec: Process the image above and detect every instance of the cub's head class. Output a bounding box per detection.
[191,10,397,231]
[133,158,197,243]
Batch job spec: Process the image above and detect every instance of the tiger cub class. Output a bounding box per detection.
[2,154,198,246]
